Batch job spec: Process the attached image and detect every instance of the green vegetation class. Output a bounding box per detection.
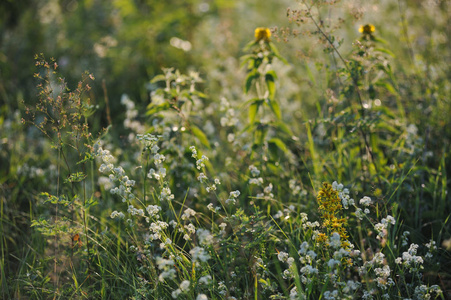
[1,0,450,299]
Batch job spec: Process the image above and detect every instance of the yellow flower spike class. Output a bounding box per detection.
[317,182,351,249]
[359,24,375,35]
[254,27,271,42]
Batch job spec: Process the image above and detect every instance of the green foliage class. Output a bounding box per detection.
[1,0,451,299]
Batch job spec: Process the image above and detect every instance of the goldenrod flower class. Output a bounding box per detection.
[254,27,271,42]
[316,182,350,249]
[359,24,375,35]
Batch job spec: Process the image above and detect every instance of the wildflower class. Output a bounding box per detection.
[197,173,207,182]
[180,280,190,292]
[289,286,298,299]
[172,289,182,298]
[249,177,263,185]
[190,246,210,262]
[317,182,350,248]
[206,184,216,193]
[249,165,260,176]
[329,232,341,249]
[277,251,289,262]
[255,27,271,42]
[359,24,375,36]
[160,187,174,201]
[226,190,240,205]
[182,208,197,220]
[197,228,213,245]
[146,205,161,217]
[110,210,125,219]
[198,275,212,285]
[359,196,372,207]
[196,294,208,300]
[219,222,227,231]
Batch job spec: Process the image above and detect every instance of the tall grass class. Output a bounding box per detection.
[1,0,450,299]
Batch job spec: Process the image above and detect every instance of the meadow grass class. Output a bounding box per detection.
[1,1,451,299]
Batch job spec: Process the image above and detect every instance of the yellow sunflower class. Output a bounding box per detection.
[254,27,271,42]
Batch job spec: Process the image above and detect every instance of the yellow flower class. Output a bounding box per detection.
[359,24,375,35]
[254,27,271,42]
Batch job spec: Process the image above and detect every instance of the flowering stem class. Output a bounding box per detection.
[302,0,382,187]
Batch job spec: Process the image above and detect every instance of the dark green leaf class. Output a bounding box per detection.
[265,71,277,100]
[244,69,259,94]
[268,137,288,153]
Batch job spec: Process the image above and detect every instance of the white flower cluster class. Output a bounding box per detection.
[110,210,125,219]
[146,205,161,218]
[374,215,396,238]
[257,183,274,200]
[149,220,169,240]
[190,246,210,262]
[329,232,341,249]
[127,204,144,216]
[159,187,174,202]
[355,196,373,220]
[96,146,136,202]
[395,243,424,272]
[249,165,260,177]
[300,212,320,230]
[226,190,240,205]
[197,228,213,245]
[332,181,354,209]
[413,284,442,299]
[181,208,197,221]
[157,257,176,282]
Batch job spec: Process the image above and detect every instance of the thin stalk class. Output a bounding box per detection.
[302,0,382,187]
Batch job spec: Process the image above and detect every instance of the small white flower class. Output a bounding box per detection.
[359,196,372,207]
[196,294,208,300]
[180,280,190,292]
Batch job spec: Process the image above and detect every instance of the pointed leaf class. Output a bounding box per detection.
[244,69,259,94]
[267,98,281,119]
[265,71,277,100]
[249,102,260,124]
[268,137,288,153]
[190,125,210,148]
[146,102,171,115]
[150,74,167,83]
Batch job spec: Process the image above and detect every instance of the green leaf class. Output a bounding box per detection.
[269,42,288,64]
[249,102,260,124]
[268,138,288,153]
[146,102,171,115]
[65,172,87,183]
[267,98,281,119]
[150,74,167,83]
[374,48,395,57]
[190,125,210,148]
[240,54,256,68]
[244,69,259,94]
[265,70,277,100]
[374,81,398,95]
[85,196,98,209]
[243,40,258,51]
[275,121,293,136]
